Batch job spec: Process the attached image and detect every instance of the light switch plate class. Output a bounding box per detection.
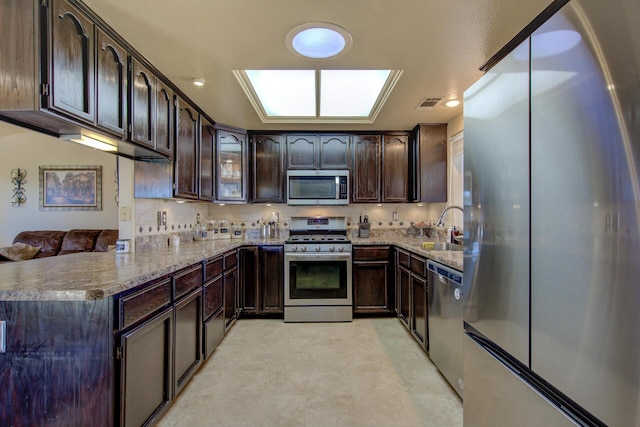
[0,320,6,353]
[119,206,131,222]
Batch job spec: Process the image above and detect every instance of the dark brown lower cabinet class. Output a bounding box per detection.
[260,245,284,313]
[203,269,224,359]
[395,247,429,350]
[174,287,203,395]
[239,246,259,313]
[411,274,428,348]
[352,246,394,314]
[397,265,411,330]
[118,306,173,427]
[239,245,284,316]
[224,266,238,331]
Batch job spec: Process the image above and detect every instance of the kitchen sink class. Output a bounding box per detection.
[409,242,463,251]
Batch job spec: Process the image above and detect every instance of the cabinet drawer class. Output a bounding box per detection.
[117,278,171,330]
[203,274,224,319]
[223,250,237,270]
[410,256,427,277]
[353,246,391,261]
[173,264,203,300]
[204,256,223,282]
[397,249,410,269]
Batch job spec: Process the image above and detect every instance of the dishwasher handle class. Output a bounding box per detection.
[427,261,463,285]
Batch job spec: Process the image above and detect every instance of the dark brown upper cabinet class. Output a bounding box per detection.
[286,134,317,169]
[96,28,128,138]
[216,125,247,203]
[154,79,174,158]
[200,118,216,202]
[319,134,350,169]
[174,96,199,200]
[411,124,448,202]
[285,134,351,169]
[382,132,409,202]
[352,134,381,202]
[250,134,285,203]
[0,0,209,160]
[48,0,96,124]
[129,57,155,149]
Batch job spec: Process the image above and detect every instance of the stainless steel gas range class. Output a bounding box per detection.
[284,216,352,322]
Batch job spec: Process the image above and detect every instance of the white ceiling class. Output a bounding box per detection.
[10,0,554,135]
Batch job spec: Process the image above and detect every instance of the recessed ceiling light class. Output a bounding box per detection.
[193,78,205,87]
[444,99,460,108]
[286,22,352,59]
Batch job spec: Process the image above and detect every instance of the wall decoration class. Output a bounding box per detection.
[10,168,27,207]
[39,165,102,211]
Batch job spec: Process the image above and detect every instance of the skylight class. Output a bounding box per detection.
[233,69,402,124]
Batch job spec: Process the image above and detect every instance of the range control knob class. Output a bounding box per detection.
[301,245,307,252]
[338,246,344,252]
[315,245,321,252]
[329,246,336,252]
[291,245,298,252]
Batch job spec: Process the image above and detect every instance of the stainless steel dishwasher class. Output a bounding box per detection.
[427,260,464,398]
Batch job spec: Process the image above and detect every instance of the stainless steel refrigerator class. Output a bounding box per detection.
[463,0,640,426]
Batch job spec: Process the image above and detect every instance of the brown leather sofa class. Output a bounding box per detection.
[0,229,119,262]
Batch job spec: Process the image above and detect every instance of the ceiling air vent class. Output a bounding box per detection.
[415,97,443,110]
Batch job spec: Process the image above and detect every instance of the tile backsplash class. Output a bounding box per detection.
[134,199,460,250]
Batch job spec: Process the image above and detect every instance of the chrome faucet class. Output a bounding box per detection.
[435,205,463,227]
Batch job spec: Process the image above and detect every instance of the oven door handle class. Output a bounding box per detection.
[285,252,352,262]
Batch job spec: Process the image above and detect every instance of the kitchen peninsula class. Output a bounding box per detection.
[0,235,460,426]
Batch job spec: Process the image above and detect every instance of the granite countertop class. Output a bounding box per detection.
[350,237,463,271]
[0,238,286,302]
[0,235,461,302]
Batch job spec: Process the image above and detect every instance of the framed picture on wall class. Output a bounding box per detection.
[39,165,102,211]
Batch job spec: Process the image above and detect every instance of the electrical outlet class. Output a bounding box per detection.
[162,211,167,226]
[157,211,163,227]
[119,206,131,222]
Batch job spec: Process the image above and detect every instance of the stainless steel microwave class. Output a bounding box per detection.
[286,170,349,205]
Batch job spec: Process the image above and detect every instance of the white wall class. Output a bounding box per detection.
[0,126,119,246]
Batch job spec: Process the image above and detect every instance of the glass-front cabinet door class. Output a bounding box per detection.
[216,126,247,203]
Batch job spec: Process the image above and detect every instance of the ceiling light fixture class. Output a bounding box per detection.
[286,22,352,59]
[444,99,460,108]
[193,78,205,87]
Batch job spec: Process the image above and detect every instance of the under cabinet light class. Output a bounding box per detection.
[60,134,117,152]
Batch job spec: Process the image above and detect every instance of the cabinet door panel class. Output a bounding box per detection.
[203,308,224,359]
[286,134,317,169]
[119,307,173,427]
[251,134,284,203]
[96,28,127,137]
[155,80,174,157]
[174,288,202,395]
[382,133,409,202]
[200,119,215,201]
[203,274,223,319]
[175,97,199,199]
[217,129,247,202]
[416,124,447,202]
[260,246,283,313]
[353,262,390,312]
[398,266,411,330]
[224,267,238,330]
[130,58,155,147]
[319,134,350,169]
[49,0,95,122]
[239,247,259,313]
[353,135,381,202]
[411,275,428,349]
